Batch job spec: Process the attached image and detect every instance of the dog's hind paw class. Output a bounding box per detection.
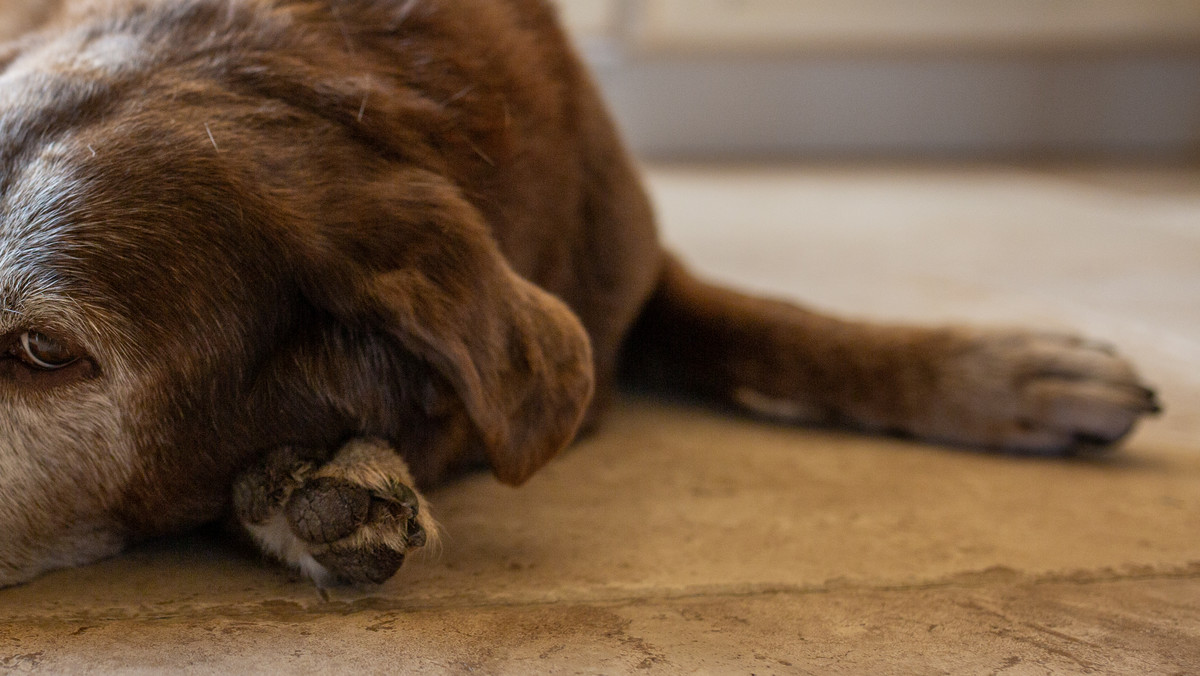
[233,438,436,586]
[914,329,1162,455]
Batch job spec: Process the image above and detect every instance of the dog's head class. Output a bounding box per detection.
[0,2,593,586]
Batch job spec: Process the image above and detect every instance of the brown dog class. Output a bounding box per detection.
[0,0,1159,587]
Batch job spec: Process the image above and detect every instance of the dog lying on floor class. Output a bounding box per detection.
[0,0,1160,587]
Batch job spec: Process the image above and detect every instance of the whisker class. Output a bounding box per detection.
[330,4,354,53]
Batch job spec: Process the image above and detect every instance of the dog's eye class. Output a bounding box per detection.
[18,331,78,370]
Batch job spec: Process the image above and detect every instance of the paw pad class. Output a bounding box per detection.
[313,543,408,586]
[233,442,432,586]
[285,477,372,544]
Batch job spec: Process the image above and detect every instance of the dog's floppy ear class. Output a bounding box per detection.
[292,169,594,485]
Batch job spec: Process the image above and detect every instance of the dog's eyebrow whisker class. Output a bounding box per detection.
[204,123,219,152]
[357,92,368,122]
[86,145,97,157]
[465,138,495,167]
[394,0,420,27]
[330,5,355,54]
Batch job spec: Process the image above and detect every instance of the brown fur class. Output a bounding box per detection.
[0,0,1158,585]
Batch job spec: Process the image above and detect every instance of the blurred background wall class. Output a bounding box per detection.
[551,0,1200,160]
[2,1,1198,161]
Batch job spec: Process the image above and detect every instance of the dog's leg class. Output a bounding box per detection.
[232,439,436,586]
[623,255,1160,454]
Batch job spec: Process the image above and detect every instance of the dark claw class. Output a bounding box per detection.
[365,480,421,524]
[384,480,420,516]
[1142,387,1163,415]
[285,477,371,544]
[405,518,427,549]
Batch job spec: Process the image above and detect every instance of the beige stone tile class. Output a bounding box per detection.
[5,564,1199,673]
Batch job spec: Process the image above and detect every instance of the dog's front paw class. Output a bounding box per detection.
[917,329,1161,454]
[233,439,435,586]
